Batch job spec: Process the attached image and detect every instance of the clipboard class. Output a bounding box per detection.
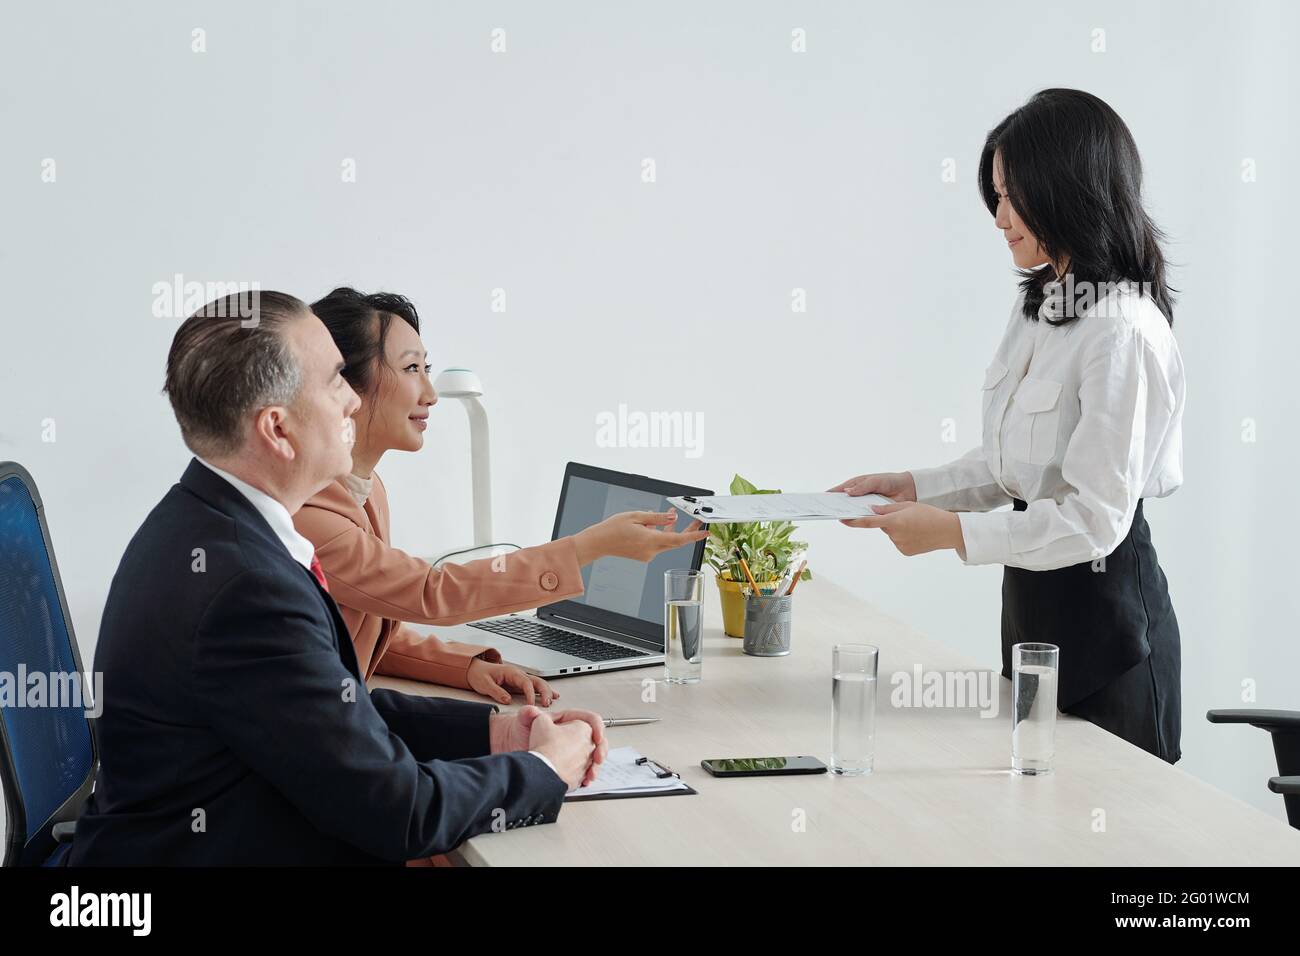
[668,491,894,523]
[564,751,699,802]
[565,783,698,802]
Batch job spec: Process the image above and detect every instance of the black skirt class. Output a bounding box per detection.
[1000,498,1182,764]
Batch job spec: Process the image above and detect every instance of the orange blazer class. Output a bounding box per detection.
[293,472,584,687]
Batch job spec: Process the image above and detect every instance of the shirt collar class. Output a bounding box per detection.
[195,457,316,570]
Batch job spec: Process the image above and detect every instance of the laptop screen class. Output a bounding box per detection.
[544,464,711,646]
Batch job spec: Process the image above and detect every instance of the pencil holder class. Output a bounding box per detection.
[742,593,793,657]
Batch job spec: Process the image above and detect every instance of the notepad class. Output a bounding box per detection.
[565,746,692,800]
[668,491,895,523]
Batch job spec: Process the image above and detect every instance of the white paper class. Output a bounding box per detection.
[668,491,895,523]
[565,746,687,798]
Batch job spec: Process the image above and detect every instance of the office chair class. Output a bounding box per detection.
[0,462,98,866]
[1206,709,1300,829]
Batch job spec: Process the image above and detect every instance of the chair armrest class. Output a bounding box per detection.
[1206,709,1300,732]
[1269,776,1300,796]
[51,821,76,844]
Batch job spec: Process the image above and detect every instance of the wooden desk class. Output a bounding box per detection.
[376,578,1300,865]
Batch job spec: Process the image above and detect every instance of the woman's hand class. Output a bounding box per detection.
[841,501,967,558]
[467,657,557,706]
[573,510,710,565]
[828,471,918,502]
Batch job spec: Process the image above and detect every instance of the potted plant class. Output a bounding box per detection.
[705,475,812,637]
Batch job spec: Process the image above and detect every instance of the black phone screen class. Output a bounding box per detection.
[701,756,828,776]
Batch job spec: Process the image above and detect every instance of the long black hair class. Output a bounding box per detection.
[979,89,1175,327]
[310,287,422,395]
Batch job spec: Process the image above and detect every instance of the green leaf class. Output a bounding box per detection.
[730,474,758,496]
[703,474,813,580]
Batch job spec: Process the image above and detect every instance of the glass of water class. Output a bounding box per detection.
[664,569,704,683]
[1012,642,1059,775]
[831,643,878,775]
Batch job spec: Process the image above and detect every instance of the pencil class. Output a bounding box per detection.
[735,550,762,596]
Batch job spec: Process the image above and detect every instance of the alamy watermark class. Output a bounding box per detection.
[1039,276,1154,321]
[595,403,704,459]
[0,666,102,718]
[889,664,999,718]
[50,886,150,935]
[151,274,262,325]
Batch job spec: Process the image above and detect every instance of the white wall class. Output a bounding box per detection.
[2,0,1297,825]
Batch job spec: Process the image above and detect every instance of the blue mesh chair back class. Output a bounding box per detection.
[0,463,97,866]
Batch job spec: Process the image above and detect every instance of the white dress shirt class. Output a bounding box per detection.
[195,458,316,569]
[910,282,1185,571]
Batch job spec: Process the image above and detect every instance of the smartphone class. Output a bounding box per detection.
[700,756,828,777]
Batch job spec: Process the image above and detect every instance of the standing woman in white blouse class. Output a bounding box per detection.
[832,89,1185,763]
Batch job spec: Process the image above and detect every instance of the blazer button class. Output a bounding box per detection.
[540,571,559,591]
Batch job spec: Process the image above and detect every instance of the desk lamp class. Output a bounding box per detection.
[430,367,519,566]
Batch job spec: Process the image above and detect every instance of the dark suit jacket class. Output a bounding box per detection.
[69,459,565,865]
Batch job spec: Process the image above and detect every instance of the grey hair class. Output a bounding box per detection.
[163,290,308,458]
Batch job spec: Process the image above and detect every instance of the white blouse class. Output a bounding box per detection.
[340,471,374,507]
[910,282,1185,571]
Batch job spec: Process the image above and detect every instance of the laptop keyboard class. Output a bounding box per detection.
[468,618,652,663]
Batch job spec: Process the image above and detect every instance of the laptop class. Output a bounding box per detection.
[422,462,712,677]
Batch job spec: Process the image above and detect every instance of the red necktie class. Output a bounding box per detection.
[309,553,330,593]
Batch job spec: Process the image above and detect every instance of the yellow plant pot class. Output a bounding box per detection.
[717,575,782,638]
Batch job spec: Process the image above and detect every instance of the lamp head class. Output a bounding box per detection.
[433,367,484,399]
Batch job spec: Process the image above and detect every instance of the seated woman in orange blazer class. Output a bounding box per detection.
[294,287,708,707]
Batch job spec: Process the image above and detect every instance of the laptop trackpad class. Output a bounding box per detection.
[486,638,575,672]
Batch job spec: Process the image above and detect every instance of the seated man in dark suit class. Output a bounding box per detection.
[70,291,605,865]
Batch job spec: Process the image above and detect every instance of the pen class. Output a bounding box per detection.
[778,558,807,596]
[785,560,808,596]
[603,717,661,727]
